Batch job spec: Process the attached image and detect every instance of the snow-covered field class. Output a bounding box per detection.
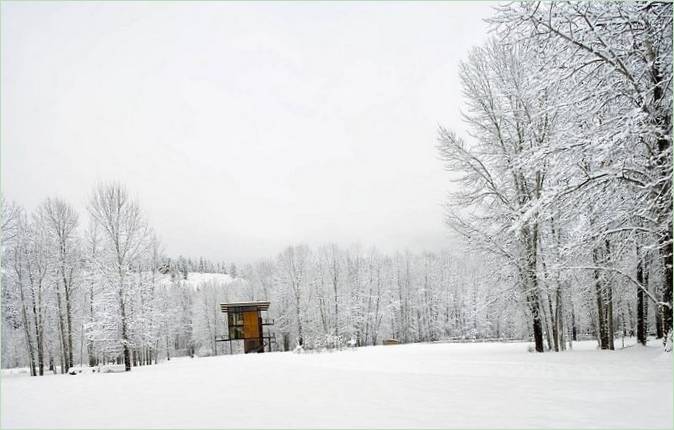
[1,340,671,429]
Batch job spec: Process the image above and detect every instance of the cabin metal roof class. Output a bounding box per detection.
[219,301,270,313]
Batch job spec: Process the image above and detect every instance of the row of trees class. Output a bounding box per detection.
[239,243,665,353]
[437,1,672,352]
[2,186,203,374]
[3,184,523,370]
[1,182,252,375]
[167,256,238,280]
[2,183,669,375]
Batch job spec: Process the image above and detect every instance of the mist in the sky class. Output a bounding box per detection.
[1,1,495,262]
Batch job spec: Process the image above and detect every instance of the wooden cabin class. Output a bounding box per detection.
[218,301,274,353]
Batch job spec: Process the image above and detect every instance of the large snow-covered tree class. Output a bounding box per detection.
[87,183,151,371]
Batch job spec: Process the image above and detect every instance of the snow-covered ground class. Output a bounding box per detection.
[158,272,235,289]
[1,339,671,429]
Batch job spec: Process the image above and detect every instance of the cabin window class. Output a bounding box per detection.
[228,312,245,339]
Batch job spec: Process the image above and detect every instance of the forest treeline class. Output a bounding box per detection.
[0,175,669,375]
[0,184,525,373]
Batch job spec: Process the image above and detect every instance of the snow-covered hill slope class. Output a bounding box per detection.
[157,272,235,289]
[179,272,234,286]
[1,339,671,428]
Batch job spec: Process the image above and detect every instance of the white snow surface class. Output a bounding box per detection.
[2,340,671,429]
[158,272,235,289]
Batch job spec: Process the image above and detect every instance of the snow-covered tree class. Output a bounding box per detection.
[87,183,151,371]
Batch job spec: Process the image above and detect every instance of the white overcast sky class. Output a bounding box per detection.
[2,1,496,263]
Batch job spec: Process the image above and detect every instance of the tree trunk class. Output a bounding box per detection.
[16,275,37,376]
[532,309,544,353]
[593,279,607,348]
[527,275,545,352]
[36,314,45,376]
[64,282,74,373]
[658,226,673,346]
[59,262,75,373]
[522,223,544,353]
[87,238,98,368]
[660,229,673,337]
[570,299,577,341]
[547,291,558,352]
[593,247,609,349]
[556,286,565,351]
[655,304,664,339]
[542,303,552,351]
[54,286,69,370]
[294,287,304,347]
[119,286,131,372]
[606,283,615,350]
[166,332,171,361]
[636,244,648,345]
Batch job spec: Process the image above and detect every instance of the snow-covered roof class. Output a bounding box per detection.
[219,301,270,312]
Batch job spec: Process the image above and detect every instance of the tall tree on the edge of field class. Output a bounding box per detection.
[25,212,51,374]
[38,198,80,371]
[4,204,39,375]
[437,38,557,352]
[277,245,311,347]
[83,220,101,367]
[88,183,150,371]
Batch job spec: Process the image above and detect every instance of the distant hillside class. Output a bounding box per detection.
[157,272,236,290]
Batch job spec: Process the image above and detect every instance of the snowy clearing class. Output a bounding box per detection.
[1,340,671,429]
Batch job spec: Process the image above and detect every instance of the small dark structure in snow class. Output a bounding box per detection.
[215,301,276,353]
[383,339,400,345]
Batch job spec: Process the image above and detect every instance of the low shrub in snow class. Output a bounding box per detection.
[299,334,346,352]
[96,364,127,373]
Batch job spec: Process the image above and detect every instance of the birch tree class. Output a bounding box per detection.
[88,183,150,371]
